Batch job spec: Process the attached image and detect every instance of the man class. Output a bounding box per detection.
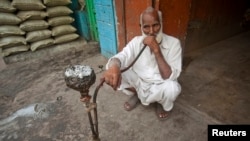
[101,7,182,120]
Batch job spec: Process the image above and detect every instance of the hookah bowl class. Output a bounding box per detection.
[64,65,100,141]
[64,65,96,97]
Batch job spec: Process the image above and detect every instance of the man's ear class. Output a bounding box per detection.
[139,24,141,27]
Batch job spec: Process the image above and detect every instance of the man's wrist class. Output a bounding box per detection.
[108,58,121,69]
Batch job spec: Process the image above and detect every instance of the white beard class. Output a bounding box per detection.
[141,27,163,44]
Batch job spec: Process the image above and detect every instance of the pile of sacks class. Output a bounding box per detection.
[0,0,79,57]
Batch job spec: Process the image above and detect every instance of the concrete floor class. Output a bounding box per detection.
[0,31,249,141]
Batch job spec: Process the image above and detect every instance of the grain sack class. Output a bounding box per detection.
[43,0,71,7]
[11,0,46,10]
[0,25,25,37]
[20,20,49,32]
[0,36,26,48]
[2,45,30,57]
[26,29,52,42]
[0,0,16,13]
[0,12,21,25]
[17,11,47,21]
[51,25,76,37]
[47,6,73,18]
[30,38,54,51]
[48,16,74,27]
[54,33,79,44]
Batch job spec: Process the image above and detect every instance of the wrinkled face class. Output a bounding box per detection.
[141,12,161,36]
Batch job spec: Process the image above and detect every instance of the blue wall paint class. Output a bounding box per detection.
[73,11,91,41]
[94,0,117,58]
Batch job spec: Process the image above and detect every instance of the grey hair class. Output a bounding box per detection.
[140,7,162,25]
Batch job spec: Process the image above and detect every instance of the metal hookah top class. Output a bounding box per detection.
[64,65,96,94]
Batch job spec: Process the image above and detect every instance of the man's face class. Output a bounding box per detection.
[141,13,161,36]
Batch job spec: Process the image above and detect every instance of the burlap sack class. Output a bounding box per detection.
[0,25,25,37]
[0,0,16,13]
[11,0,46,10]
[30,38,54,51]
[47,6,73,18]
[17,10,47,21]
[54,33,79,44]
[51,25,76,37]
[0,12,21,25]
[43,0,71,7]
[20,20,49,32]
[26,29,52,42]
[0,36,26,48]
[48,16,74,27]
[2,45,30,57]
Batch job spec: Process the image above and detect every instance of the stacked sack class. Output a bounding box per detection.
[0,0,80,57]
[0,0,28,57]
[45,0,79,45]
[12,0,53,52]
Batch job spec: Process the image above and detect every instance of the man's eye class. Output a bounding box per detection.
[153,24,160,28]
[143,25,150,29]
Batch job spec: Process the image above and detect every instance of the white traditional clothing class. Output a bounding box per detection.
[106,33,182,111]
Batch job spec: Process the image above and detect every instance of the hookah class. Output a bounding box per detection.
[64,45,146,141]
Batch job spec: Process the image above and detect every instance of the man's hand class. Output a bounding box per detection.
[143,36,160,54]
[101,62,121,90]
[143,36,172,79]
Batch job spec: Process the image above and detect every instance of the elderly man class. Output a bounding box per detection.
[101,7,182,120]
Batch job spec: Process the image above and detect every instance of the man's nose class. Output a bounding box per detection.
[149,26,154,35]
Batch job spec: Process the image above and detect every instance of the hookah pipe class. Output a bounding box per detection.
[64,44,147,141]
[92,44,147,139]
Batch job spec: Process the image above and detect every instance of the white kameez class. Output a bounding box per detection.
[106,33,182,111]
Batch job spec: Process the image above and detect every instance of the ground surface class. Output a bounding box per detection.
[0,31,249,141]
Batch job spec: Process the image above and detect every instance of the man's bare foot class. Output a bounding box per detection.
[156,103,169,120]
[124,95,139,111]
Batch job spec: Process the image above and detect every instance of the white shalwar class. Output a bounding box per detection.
[106,33,182,111]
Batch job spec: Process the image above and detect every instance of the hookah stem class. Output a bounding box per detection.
[81,90,97,136]
[87,110,97,137]
[92,80,104,139]
[92,44,147,136]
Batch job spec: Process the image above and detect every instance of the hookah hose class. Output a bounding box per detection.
[94,44,147,100]
[90,44,147,138]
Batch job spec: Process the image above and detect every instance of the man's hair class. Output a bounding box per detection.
[140,7,162,25]
[140,7,163,43]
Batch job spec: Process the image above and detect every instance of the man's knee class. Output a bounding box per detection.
[162,80,181,100]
